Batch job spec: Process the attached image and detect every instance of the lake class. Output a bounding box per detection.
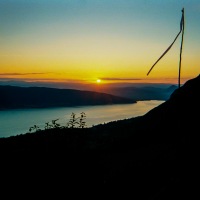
[0,100,164,138]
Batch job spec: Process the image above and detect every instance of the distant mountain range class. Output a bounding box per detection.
[0,74,199,198]
[0,80,178,110]
[0,85,135,109]
[101,84,178,100]
[0,80,178,99]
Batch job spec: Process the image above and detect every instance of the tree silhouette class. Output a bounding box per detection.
[67,112,79,128]
[29,125,41,133]
[79,112,87,128]
[51,119,60,128]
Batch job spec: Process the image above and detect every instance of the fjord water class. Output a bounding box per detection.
[0,100,164,138]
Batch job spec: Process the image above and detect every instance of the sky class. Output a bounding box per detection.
[0,0,200,88]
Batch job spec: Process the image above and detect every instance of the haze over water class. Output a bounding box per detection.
[0,100,164,138]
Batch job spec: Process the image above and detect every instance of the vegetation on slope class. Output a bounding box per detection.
[0,74,199,198]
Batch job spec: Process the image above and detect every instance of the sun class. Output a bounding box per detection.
[96,79,101,83]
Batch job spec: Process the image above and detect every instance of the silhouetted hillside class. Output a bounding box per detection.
[0,85,135,109]
[103,84,177,100]
[0,74,199,198]
[0,80,177,100]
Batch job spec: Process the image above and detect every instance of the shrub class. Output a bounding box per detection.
[28,112,87,133]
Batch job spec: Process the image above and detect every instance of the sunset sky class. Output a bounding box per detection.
[0,0,200,87]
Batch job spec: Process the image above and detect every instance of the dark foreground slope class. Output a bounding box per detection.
[0,75,200,198]
[0,85,134,109]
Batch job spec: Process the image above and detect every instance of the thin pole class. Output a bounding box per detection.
[147,8,185,85]
[178,8,185,88]
[147,29,182,76]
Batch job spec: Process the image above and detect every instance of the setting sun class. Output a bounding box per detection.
[96,79,101,83]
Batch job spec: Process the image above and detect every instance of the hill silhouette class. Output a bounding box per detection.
[0,80,178,101]
[101,84,178,100]
[0,85,135,109]
[0,74,199,198]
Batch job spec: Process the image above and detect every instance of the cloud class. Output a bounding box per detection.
[0,73,49,76]
[99,77,142,81]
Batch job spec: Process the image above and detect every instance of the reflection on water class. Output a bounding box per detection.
[0,100,164,138]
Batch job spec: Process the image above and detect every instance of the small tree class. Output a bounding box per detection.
[51,119,60,128]
[44,122,52,130]
[67,112,79,128]
[79,112,87,128]
[29,125,41,133]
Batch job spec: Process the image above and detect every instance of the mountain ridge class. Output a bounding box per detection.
[0,85,135,109]
[100,84,177,100]
[0,74,199,198]
[0,80,178,100]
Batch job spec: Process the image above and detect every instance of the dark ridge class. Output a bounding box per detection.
[0,74,199,198]
[0,85,135,109]
[103,84,177,100]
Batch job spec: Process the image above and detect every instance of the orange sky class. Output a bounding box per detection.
[0,1,199,86]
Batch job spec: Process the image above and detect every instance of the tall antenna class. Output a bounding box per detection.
[147,8,185,88]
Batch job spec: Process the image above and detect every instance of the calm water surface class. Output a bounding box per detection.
[0,100,164,138]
